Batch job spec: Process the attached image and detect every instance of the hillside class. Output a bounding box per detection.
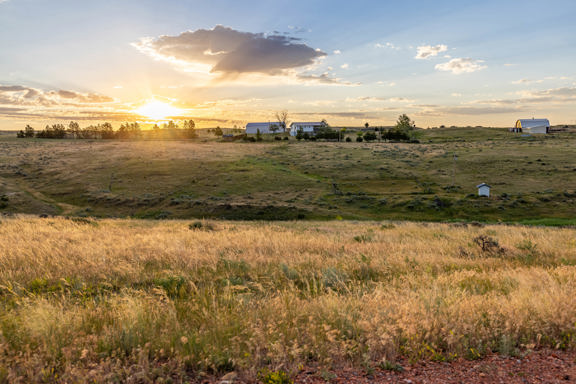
[1,127,576,223]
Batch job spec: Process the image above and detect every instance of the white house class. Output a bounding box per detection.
[511,118,550,134]
[246,122,283,135]
[289,121,327,136]
[476,183,491,197]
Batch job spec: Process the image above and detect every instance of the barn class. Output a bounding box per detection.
[289,121,328,136]
[245,122,282,134]
[511,118,550,134]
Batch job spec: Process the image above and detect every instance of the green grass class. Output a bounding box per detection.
[1,127,576,222]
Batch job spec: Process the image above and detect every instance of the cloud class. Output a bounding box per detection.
[415,44,447,59]
[511,79,543,85]
[0,85,114,107]
[333,50,341,55]
[292,111,386,120]
[375,42,400,50]
[296,73,359,86]
[428,106,522,115]
[133,25,327,79]
[475,87,576,106]
[340,63,349,69]
[0,84,119,121]
[435,58,486,74]
[349,96,415,103]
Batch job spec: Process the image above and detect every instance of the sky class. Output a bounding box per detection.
[1,0,575,130]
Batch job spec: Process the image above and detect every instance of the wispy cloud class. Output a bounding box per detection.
[375,42,400,50]
[435,58,486,74]
[475,86,576,105]
[296,72,359,86]
[511,79,543,85]
[415,44,447,59]
[0,85,114,106]
[348,96,415,103]
[0,84,123,121]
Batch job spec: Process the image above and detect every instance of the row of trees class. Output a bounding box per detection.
[17,120,198,140]
[293,115,416,142]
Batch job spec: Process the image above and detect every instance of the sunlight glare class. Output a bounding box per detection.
[133,100,183,121]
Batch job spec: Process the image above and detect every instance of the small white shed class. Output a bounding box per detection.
[476,183,491,197]
[511,118,550,134]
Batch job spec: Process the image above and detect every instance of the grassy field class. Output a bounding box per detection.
[1,127,576,223]
[1,217,576,382]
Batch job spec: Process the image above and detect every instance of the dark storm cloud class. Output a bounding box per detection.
[134,25,327,76]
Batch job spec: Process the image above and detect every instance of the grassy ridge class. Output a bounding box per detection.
[1,217,576,381]
[1,128,576,222]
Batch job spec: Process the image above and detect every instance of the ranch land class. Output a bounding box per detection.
[1,127,576,224]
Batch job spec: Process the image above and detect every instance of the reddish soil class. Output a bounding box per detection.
[292,350,576,384]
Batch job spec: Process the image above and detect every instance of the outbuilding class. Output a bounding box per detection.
[246,122,283,135]
[476,183,491,197]
[511,118,550,134]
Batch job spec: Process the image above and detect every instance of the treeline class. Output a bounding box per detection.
[16,120,198,140]
[295,127,414,142]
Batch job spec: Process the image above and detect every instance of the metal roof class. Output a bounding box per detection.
[516,119,550,128]
[246,122,275,127]
[476,183,491,188]
[290,122,325,126]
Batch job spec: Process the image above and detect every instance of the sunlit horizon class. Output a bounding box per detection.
[0,0,575,130]
[132,99,185,122]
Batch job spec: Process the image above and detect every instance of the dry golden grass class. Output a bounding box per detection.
[1,217,576,382]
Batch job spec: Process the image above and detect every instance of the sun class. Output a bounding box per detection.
[133,99,183,121]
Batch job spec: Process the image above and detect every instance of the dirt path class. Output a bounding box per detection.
[291,350,576,384]
[16,180,80,215]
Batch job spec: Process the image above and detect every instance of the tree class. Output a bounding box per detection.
[183,120,197,138]
[214,126,223,136]
[269,124,280,135]
[69,121,80,138]
[256,128,262,141]
[166,120,177,130]
[275,110,289,132]
[24,125,35,138]
[396,114,414,132]
[365,122,370,129]
[296,127,304,141]
[100,123,114,139]
[363,131,377,141]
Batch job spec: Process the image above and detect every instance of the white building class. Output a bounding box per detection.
[246,122,283,134]
[289,121,327,136]
[476,183,491,197]
[511,118,550,134]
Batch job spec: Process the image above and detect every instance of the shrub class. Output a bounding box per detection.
[356,136,363,142]
[189,221,215,231]
[345,137,352,142]
[258,369,293,384]
[473,235,505,256]
[274,136,282,141]
[363,132,377,141]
